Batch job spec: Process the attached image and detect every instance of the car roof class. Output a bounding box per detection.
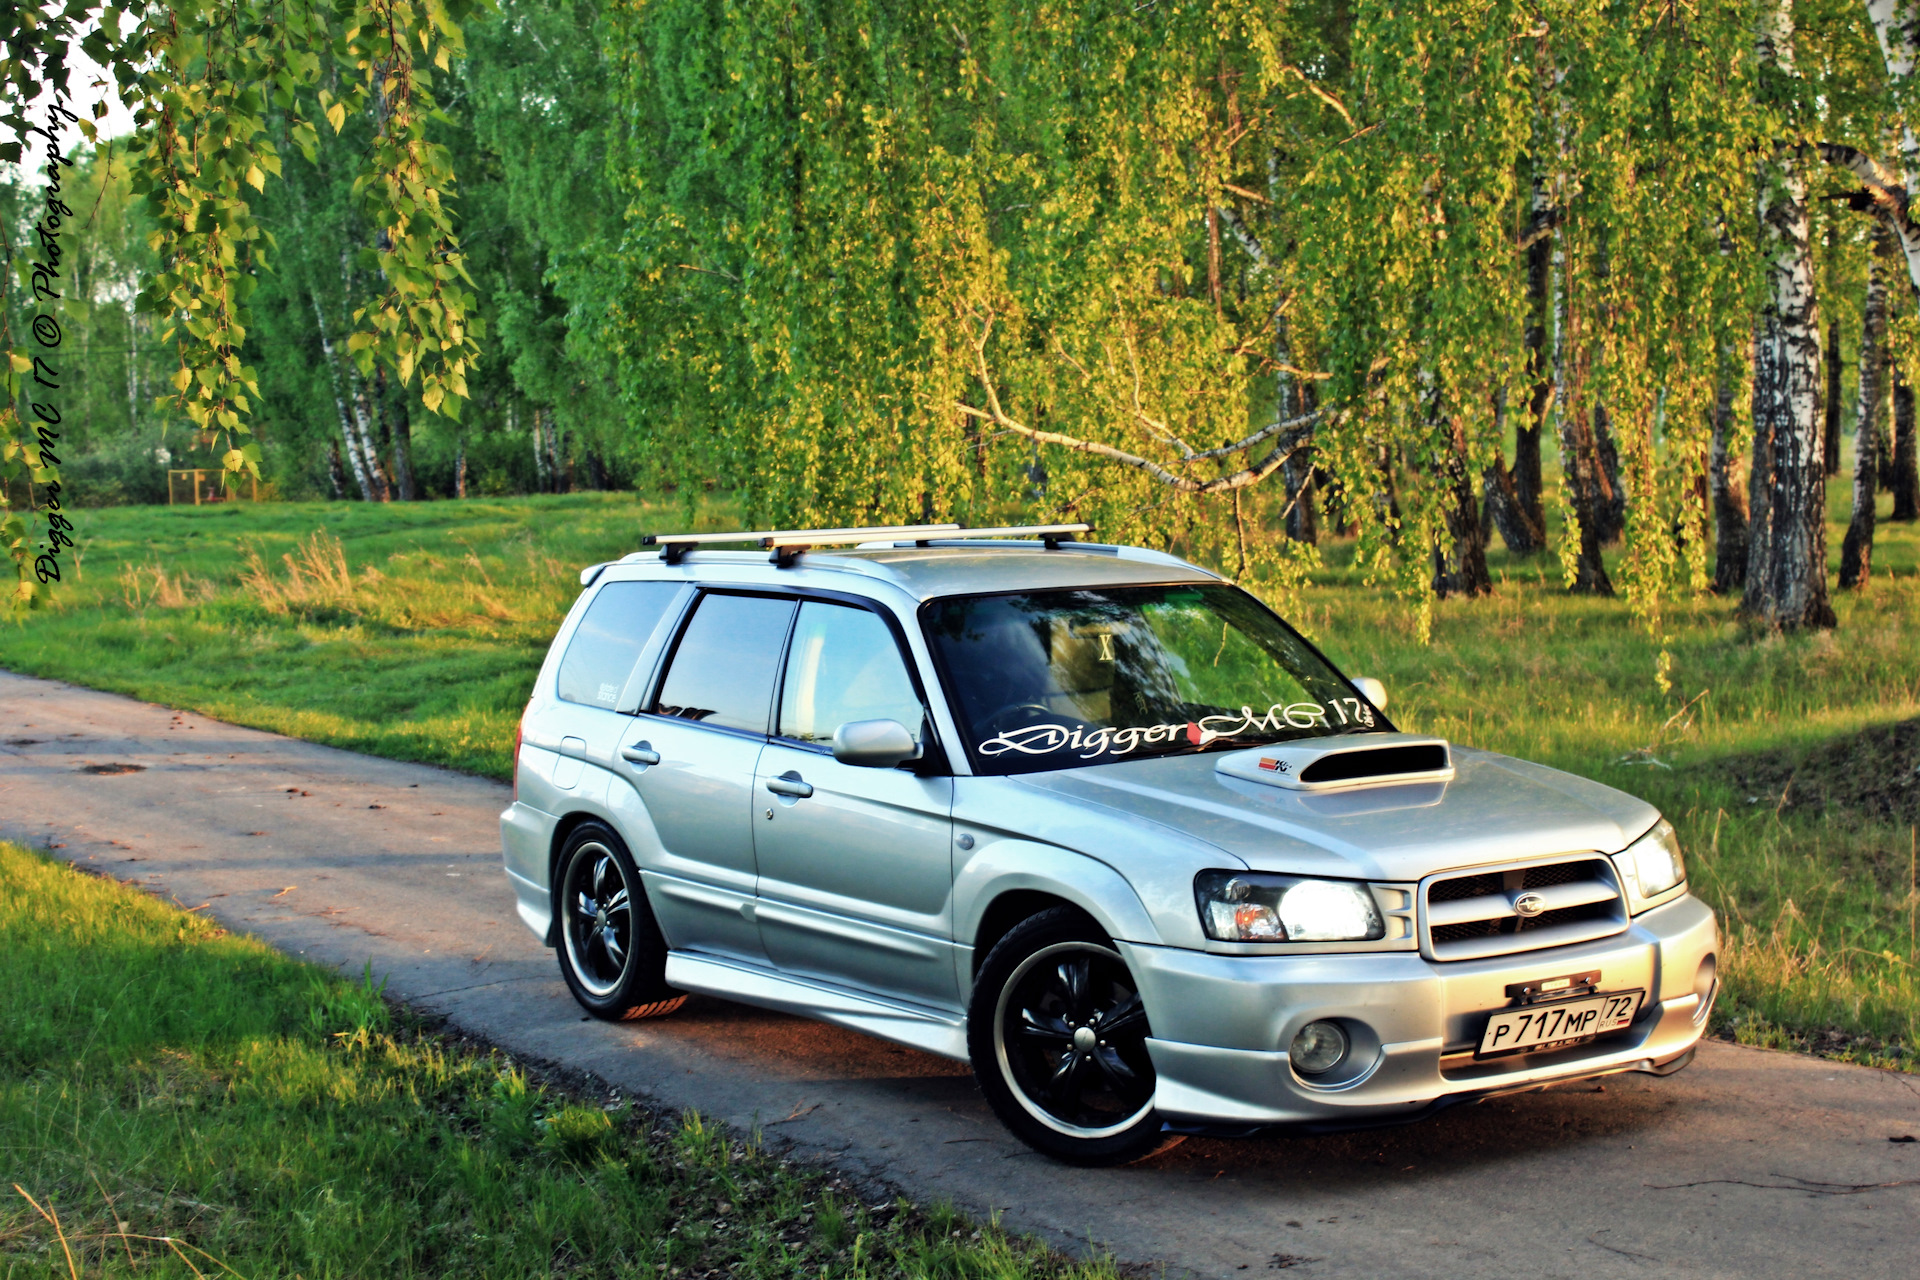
[605,540,1223,603]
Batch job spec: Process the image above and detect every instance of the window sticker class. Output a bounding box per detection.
[978,699,1375,761]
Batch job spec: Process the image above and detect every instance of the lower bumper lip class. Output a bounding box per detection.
[1120,893,1718,1128]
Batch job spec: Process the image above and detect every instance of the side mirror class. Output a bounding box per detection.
[1351,676,1388,712]
[831,719,922,768]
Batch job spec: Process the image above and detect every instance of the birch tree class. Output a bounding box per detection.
[1840,222,1892,586]
[1744,1,1836,630]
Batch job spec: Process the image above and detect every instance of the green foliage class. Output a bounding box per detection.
[2,0,491,612]
[333,0,485,419]
[598,0,1904,626]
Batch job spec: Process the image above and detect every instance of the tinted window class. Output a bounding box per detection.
[924,584,1382,775]
[556,581,684,708]
[778,602,923,745]
[652,593,798,733]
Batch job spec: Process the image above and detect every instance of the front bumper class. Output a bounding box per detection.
[1123,893,1717,1128]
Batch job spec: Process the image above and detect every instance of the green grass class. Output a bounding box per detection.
[0,494,727,777]
[0,839,1113,1278]
[4,484,1920,1065]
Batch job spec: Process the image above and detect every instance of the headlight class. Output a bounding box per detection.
[1194,871,1385,942]
[1617,819,1686,903]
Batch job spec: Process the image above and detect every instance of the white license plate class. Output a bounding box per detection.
[1477,990,1643,1057]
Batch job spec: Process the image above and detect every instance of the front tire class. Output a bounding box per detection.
[554,823,684,1021]
[968,907,1163,1165]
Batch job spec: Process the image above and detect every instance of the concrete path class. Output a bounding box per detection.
[3,668,1917,1279]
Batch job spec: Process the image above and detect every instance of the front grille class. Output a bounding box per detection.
[1421,856,1627,961]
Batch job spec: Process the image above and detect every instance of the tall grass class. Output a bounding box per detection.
[0,841,1113,1278]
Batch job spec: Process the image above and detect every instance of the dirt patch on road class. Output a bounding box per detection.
[1717,718,1920,828]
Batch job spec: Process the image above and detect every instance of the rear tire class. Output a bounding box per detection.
[553,822,684,1021]
[968,907,1164,1166]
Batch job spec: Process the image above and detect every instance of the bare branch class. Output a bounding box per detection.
[954,307,1323,495]
[1817,142,1910,221]
[674,263,741,283]
[1817,141,1920,297]
[1276,64,1356,132]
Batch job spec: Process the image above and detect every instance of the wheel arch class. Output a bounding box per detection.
[972,891,1094,973]
[955,839,1162,978]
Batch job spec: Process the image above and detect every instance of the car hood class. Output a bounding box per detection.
[1010,745,1659,882]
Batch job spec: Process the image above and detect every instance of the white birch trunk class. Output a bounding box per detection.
[349,378,390,502]
[312,291,375,502]
[1744,2,1835,628]
[1840,226,1891,586]
[526,403,548,491]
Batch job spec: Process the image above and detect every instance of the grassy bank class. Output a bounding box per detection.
[4,490,1919,1063]
[0,840,1108,1278]
[0,495,691,776]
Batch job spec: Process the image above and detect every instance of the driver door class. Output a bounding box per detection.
[751,600,959,1010]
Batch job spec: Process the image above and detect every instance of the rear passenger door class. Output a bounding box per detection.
[621,591,796,964]
[752,599,959,1010]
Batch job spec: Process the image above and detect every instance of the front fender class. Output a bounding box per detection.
[953,837,1163,952]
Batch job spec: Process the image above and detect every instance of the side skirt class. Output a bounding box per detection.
[664,951,970,1062]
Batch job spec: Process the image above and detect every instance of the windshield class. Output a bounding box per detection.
[923,583,1387,776]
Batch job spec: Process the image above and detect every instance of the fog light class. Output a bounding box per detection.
[1290,1020,1350,1076]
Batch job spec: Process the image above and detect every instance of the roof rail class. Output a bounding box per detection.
[637,522,1092,566]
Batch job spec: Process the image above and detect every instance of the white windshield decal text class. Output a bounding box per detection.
[977,701,1373,760]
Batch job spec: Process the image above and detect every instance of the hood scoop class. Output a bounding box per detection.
[1215,733,1454,793]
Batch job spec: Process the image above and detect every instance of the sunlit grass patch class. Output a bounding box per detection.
[0,841,1115,1278]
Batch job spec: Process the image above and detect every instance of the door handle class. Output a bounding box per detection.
[765,773,813,799]
[620,742,661,766]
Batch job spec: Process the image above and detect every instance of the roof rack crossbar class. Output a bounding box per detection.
[771,522,1092,565]
[636,522,1094,567]
[640,523,961,564]
[844,523,1094,550]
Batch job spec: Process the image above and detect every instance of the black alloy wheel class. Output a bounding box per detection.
[968,906,1165,1165]
[554,822,684,1021]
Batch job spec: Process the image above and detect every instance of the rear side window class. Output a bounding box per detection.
[652,593,798,733]
[556,581,684,708]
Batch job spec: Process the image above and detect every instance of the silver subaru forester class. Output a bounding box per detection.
[499,524,1718,1164]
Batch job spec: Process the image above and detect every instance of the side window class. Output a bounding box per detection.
[555,581,684,708]
[652,593,798,733]
[778,602,924,745]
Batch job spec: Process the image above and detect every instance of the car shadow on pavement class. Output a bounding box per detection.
[1137,1079,1675,1185]
[629,996,1674,1186]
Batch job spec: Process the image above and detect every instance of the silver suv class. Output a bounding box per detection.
[500,524,1717,1164]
